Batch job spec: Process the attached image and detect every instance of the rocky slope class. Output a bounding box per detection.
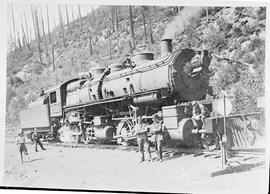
[6,6,266,135]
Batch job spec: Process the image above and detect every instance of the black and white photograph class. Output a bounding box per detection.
[0,0,269,193]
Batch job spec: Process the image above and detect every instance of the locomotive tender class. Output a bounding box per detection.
[20,38,212,147]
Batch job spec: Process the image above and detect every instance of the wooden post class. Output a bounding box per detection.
[221,95,228,169]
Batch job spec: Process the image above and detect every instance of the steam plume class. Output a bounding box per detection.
[162,7,202,39]
[59,125,77,143]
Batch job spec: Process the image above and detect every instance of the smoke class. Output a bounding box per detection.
[58,125,77,143]
[162,7,202,39]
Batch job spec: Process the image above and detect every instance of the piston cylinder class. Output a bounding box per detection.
[160,39,172,56]
[94,126,115,140]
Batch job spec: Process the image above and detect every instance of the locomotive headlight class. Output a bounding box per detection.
[182,53,202,75]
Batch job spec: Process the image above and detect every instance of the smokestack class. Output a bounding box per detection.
[160,38,172,57]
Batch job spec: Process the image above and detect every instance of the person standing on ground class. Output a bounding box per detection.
[16,131,30,163]
[32,128,46,152]
[133,116,152,162]
[150,114,165,162]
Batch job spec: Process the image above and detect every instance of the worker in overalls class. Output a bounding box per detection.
[16,131,30,163]
[150,114,165,162]
[32,128,46,152]
[191,101,210,132]
[191,101,210,148]
[134,116,152,162]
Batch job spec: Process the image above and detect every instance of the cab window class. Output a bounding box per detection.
[50,92,57,104]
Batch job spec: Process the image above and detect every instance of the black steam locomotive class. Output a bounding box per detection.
[20,38,217,149]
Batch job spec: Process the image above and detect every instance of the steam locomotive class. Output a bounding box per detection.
[20,38,216,149]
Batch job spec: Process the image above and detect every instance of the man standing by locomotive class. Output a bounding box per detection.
[191,101,210,132]
[32,128,46,152]
[150,114,165,162]
[133,116,152,162]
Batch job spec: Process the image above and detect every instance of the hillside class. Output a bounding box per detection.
[6,6,266,134]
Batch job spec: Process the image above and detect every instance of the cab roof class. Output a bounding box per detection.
[44,78,79,94]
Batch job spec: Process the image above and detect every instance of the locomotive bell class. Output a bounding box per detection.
[161,38,172,56]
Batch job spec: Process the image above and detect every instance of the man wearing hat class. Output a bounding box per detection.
[16,131,30,163]
[191,101,210,132]
[150,114,165,162]
[32,128,46,152]
[133,116,152,162]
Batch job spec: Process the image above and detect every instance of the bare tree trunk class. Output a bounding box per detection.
[109,30,112,60]
[115,6,119,32]
[78,5,82,30]
[129,6,135,49]
[40,7,49,57]
[148,7,154,44]
[23,8,30,45]
[21,25,26,47]
[21,22,31,50]
[206,7,209,22]
[111,6,115,33]
[29,29,32,42]
[92,7,96,28]
[34,7,43,64]
[46,5,52,43]
[8,34,14,52]
[124,7,127,33]
[128,40,133,54]
[87,29,93,56]
[66,5,71,31]
[142,6,147,44]
[11,4,16,50]
[31,5,37,40]
[58,5,66,47]
[71,5,75,22]
[53,18,57,30]
[17,30,22,51]
[51,45,55,71]
[71,5,75,34]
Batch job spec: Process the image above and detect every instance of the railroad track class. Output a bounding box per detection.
[41,141,265,162]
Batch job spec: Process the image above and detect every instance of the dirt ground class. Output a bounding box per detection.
[3,141,268,194]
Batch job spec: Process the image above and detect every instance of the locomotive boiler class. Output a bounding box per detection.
[20,38,212,147]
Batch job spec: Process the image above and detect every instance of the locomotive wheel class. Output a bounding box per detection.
[201,132,220,151]
[83,130,93,144]
[116,120,132,146]
[71,125,81,144]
